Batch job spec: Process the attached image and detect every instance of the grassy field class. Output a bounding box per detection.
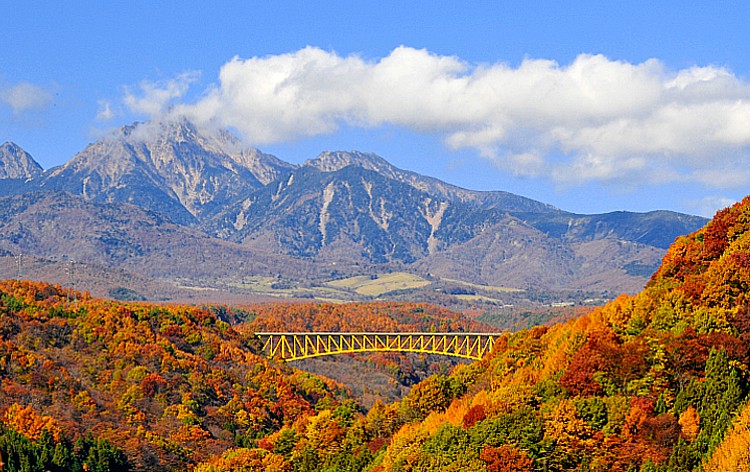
[227,273,523,303]
[229,276,348,300]
[326,272,431,297]
[441,278,523,293]
[455,294,508,303]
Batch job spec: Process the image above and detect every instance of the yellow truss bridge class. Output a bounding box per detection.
[256,332,499,362]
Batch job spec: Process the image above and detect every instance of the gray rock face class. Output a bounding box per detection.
[304,150,557,213]
[0,142,43,180]
[37,119,294,225]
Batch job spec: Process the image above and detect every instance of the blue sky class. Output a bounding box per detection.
[2,1,750,217]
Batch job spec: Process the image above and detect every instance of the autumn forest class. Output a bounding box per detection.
[4,196,750,471]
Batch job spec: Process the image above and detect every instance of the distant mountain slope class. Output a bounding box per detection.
[0,119,709,298]
[304,150,558,213]
[414,215,666,292]
[37,119,294,225]
[0,190,319,283]
[0,142,43,197]
[211,164,478,263]
[0,142,43,180]
[517,209,709,249]
[210,154,703,291]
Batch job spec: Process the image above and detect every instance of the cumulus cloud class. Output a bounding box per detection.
[96,99,115,121]
[0,82,53,114]
[689,196,738,218]
[125,46,750,187]
[124,71,200,117]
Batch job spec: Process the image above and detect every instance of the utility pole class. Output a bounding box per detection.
[65,258,77,303]
[71,259,77,303]
[15,253,22,280]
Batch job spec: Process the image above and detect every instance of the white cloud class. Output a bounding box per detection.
[96,99,115,121]
[130,46,750,188]
[689,196,737,218]
[124,72,200,117]
[0,82,53,114]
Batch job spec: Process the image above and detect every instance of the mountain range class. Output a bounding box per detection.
[0,118,708,306]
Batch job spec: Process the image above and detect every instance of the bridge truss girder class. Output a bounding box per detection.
[256,332,498,361]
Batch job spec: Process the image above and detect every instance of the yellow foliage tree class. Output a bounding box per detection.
[379,422,428,471]
[303,409,345,456]
[703,402,750,472]
[2,403,62,441]
[678,405,700,441]
[192,447,291,472]
[544,399,596,458]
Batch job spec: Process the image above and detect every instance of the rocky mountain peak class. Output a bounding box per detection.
[305,151,397,176]
[37,118,297,224]
[118,118,215,152]
[0,142,43,180]
[115,118,294,184]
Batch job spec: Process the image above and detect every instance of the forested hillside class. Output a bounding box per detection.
[195,196,750,471]
[0,281,487,470]
[0,281,353,470]
[2,196,750,471]
[244,301,490,333]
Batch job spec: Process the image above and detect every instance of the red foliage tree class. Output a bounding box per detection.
[480,445,533,472]
[462,404,486,429]
[140,372,167,397]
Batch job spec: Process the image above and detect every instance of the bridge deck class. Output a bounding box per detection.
[256,332,499,361]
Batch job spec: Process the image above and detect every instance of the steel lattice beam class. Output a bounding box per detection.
[255,332,499,361]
